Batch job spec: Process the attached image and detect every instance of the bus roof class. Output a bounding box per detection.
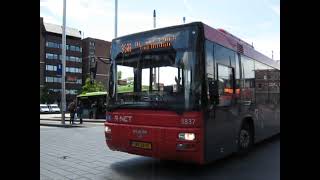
[202,23,279,70]
[112,22,279,70]
[77,91,108,97]
[112,22,201,41]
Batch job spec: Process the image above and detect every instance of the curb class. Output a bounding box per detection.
[40,123,85,128]
[40,119,105,123]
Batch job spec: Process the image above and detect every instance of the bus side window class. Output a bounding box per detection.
[205,40,214,105]
[217,64,234,106]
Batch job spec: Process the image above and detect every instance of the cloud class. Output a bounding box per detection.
[257,21,273,29]
[40,0,114,40]
[40,0,280,60]
[183,0,194,15]
[246,35,280,60]
[271,5,280,16]
[40,14,60,25]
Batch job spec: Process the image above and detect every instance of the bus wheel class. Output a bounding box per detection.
[238,123,253,154]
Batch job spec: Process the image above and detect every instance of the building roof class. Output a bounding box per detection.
[82,37,111,43]
[43,22,81,38]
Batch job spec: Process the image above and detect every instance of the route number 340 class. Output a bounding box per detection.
[181,118,195,125]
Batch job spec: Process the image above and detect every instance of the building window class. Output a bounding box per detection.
[59,55,70,61]
[65,67,82,73]
[45,76,53,82]
[66,89,78,95]
[50,43,81,52]
[58,55,81,63]
[45,76,61,83]
[46,53,58,60]
[46,65,57,71]
[70,45,76,51]
[54,77,62,83]
[65,45,81,52]
[46,41,60,48]
[49,89,61,93]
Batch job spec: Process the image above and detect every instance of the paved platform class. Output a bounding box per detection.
[40,126,280,180]
[40,114,105,123]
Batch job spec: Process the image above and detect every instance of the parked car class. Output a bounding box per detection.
[48,104,61,113]
[40,104,50,114]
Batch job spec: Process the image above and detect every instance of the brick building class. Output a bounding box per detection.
[40,17,45,98]
[82,38,111,89]
[40,17,83,105]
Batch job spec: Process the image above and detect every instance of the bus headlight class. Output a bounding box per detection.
[105,126,111,133]
[178,133,195,141]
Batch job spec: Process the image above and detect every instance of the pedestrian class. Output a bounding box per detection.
[77,101,83,124]
[68,100,76,124]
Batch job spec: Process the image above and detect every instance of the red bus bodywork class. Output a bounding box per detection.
[105,109,205,164]
[104,22,279,165]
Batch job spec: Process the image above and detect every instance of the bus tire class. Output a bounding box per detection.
[238,122,253,154]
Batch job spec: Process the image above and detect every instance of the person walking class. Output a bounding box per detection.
[77,101,83,124]
[68,100,76,124]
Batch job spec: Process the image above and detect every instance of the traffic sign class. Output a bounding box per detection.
[57,63,62,75]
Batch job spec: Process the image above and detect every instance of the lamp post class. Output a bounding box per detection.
[153,10,157,89]
[61,0,67,124]
[115,0,118,38]
[153,10,156,28]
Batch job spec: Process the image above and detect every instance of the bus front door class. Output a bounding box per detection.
[205,64,238,162]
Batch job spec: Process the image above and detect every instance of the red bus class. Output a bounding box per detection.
[104,22,280,164]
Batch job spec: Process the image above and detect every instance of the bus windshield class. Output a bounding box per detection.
[109,26,201,112]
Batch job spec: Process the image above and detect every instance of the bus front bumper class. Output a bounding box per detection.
[104,122,205,164]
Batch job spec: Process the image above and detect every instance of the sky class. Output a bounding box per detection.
[40,0,280,60]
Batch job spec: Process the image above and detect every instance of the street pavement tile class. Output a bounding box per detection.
[41,125,279,180]
[64,174,83,180]
[81,173,100,180]
[48,168,73,177]
[42,170,66,180]
[40,175,53,180]
[74,178,91,180]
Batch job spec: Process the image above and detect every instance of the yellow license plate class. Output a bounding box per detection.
[131,141,152,149]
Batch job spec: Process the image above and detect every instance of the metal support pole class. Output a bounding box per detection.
[153,10,156,89]
[61,0,67,124]
[153,10,156,28]
[115,0,118,38]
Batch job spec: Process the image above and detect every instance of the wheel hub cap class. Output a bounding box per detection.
[240,130,250,148]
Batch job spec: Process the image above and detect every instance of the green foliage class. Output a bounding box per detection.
[117,71,122,80]
[117,84,133,93]
[117,85,149,93]
[81,78,106,94]
[40,85,54,104]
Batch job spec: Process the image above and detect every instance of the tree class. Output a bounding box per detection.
[80,78,106,94]
[127,77,134,85]
[117,71,122,80]
[40,85,55,104]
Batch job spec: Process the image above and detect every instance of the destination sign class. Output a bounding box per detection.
[111,28,194,60]
[120,35,177,54]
